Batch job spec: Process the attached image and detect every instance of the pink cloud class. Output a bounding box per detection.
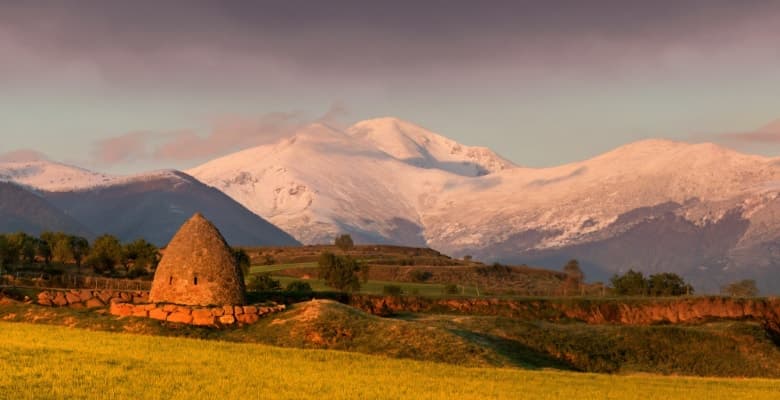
[93,106,347,166]
[92,131,153,165]
[0,149,50,162]
[719,120,780,144]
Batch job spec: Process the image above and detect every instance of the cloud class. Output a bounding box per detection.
[92,106,348,166]
[151,112,305,161]
[2,1,780,90]
[92,131,155,165]
[717,120,780,144]
[0,149,50,162]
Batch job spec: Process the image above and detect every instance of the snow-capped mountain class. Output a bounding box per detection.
[188,118,780,292]
[347,117,516,176]
[43,170,300,246]
[5,116,780,291]
[0,159,114,191]
[0,158,300,246]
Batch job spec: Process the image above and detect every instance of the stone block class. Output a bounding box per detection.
[167,311,193,324]
[211,307,225,317]
[192,312,215,326]
[243,306,258,315]
[149,308,169,321]
[223,305,234,315]
[110,302,134,317]
[65,292,81,305]
[174,306,192,316]
[234,306,244,315]
[85,298,105,308]
[97,291,114,303]
[52,293,68,306]
[219,315,236,325]
[132,307,148,318]
[78,290,94,302]
[237,313,259,324]
[162,304,177,312]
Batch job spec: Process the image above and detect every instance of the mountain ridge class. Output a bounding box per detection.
[4,117,780,292]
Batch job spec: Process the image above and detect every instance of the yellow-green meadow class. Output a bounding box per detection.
[1,322,778,400]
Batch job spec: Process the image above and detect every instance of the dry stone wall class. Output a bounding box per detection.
[109,301,285,326]
[33,289,284,327]
[36,289,149,308]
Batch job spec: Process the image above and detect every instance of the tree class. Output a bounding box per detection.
[39,232,61,265]
[0,234,20,270]
[334,234,354,251]
[123,239,160,276]
[35,238,52,267]
[7,233,37,266]
[85,234,123,274]
[69,236,90,275]
[563,259,584,296]
[318,252,363,292]
[721,279,759,297]
[647,272,693,296]
[0,235,8,274]
[51,236,74,264]
[44,232,73,264]
[232,248,251,280]
[610,269,648,296]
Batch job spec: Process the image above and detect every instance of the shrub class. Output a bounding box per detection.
[127,266,149,279]
[318,252,364,292]
[247,274,281,292]
[410,270,432,282]
[285,281,313,293]
[610,269,693,296]
[610,269,648,296]
[443,284,460,295]
[334,234,354,251]
[721,279,759,297]
[383,285,403,296]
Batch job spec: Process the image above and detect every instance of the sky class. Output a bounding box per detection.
[1,0,779,174]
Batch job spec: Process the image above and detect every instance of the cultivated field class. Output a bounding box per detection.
[1,322,778,400]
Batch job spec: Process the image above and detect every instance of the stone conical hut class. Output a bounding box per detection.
[149,213,246,306]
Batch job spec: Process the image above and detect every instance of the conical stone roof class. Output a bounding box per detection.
[149,213,246,306]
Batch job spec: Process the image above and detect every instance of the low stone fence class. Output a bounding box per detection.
[36,289,149,308]
[109,302,285,327]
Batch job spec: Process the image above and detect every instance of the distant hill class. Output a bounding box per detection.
[0,182,90,236]
[42,171,300,247]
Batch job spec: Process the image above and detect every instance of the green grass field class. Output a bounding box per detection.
[272,275,480,297]
[250,261,481,296]
[1,322,779,400]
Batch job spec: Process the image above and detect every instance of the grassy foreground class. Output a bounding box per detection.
[1,322,779,400]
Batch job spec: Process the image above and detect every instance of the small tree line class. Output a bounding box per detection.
[0,231,159,279]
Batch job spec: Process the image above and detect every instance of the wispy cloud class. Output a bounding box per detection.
[92,105,348,167]
[717,120,780,144]
[0,149,50,162]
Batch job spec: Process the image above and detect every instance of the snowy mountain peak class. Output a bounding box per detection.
[0,159,114,192]
[348,117,516,176]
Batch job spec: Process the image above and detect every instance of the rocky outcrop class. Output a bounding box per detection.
[109,301,285,327]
